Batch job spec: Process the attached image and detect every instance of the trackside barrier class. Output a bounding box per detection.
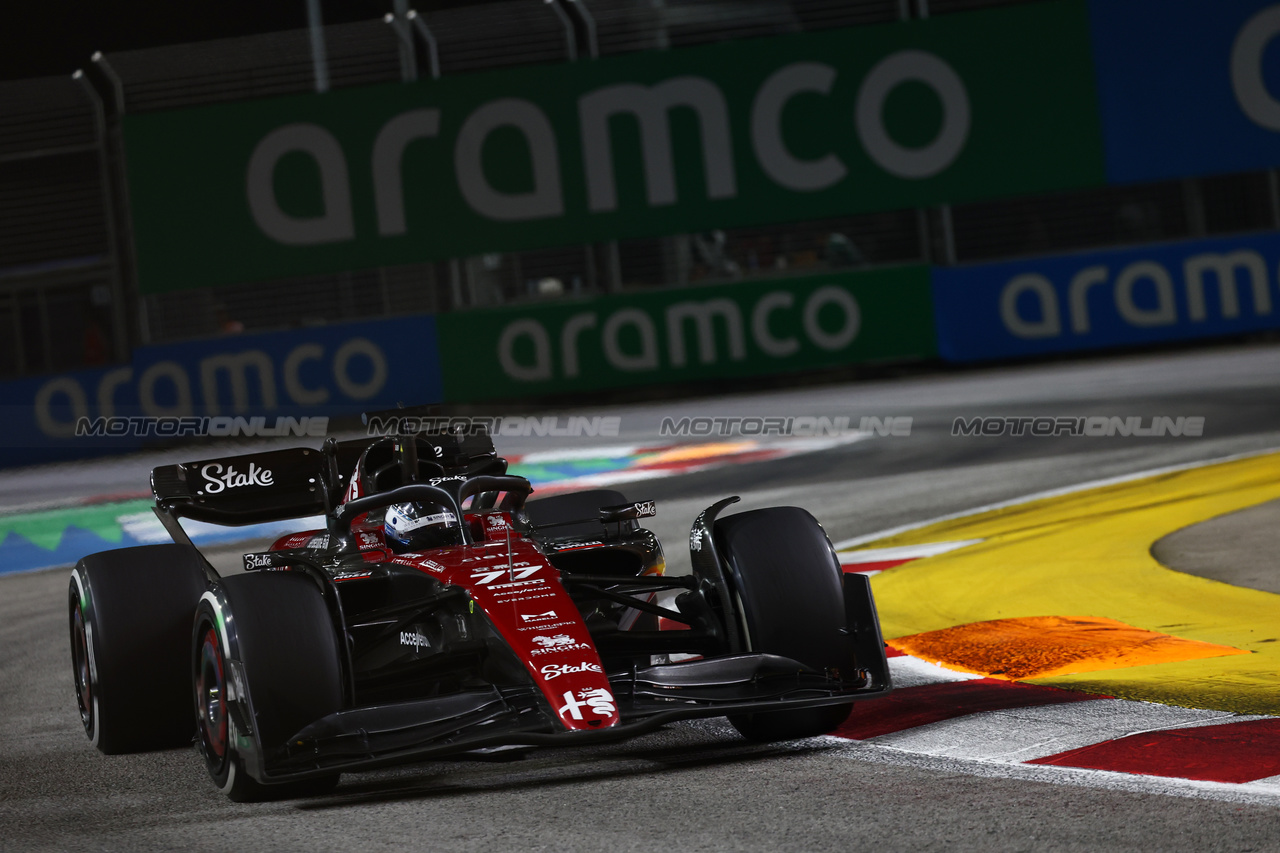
[0,316,442,468]
[1088,0,1280,184]
[932,230,1280,362]
[11,225,1280,469]
[438,266,937,402]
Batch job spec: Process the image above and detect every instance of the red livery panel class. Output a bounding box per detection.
[381,510,618,732]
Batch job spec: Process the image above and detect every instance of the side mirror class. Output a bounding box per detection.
[599,500,657,524]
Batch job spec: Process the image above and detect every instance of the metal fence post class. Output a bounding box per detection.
[938,206,957,265]
[449,260,464,308]
[1270,171,1280,229]
[407,11,441,80]
[562,0,623,293]
[908,0,961,265]
[74,69,130,365]
[915,208,932,263]
[306,0,331,93]
[90,52,124,113]
[1183,178,1207,236]
[9,294,22,376]
[90,51,150,347]
[572,0,598,59]
[36,285,53,372]
[384,11,418,82]
[548,0,579,62]
[405,10,451,307]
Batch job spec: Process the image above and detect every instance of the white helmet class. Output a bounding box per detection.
[384,502,460,553]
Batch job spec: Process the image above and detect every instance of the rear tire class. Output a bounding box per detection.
[194,571,342,801]
[68,545,207,753]
[715,507,853,741]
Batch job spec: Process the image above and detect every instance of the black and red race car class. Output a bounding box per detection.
[68,420,891,800]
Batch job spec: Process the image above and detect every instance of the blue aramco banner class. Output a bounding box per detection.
[0,315,442,467]
[1090,0,1280,183]
[933,231,1280,362]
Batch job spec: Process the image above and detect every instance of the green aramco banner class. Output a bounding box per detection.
[122,0,1102,293]
[438,266,935,401]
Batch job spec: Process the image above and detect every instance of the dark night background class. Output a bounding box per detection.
[1,1,470,82]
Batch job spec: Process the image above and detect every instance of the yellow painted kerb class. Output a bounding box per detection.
[857,451,1280,715]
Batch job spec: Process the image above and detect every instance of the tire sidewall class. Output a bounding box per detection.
[192,602,237,795]
[68,568,101,748]
[192,573,343,800]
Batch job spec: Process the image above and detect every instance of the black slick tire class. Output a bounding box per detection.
[715,507,853,741]
[193,571,342,802]
[68,544,208,754]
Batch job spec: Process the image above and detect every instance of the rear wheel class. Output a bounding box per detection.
[68,545,207,753]
[716,507,853,741]
[194,572,343,801]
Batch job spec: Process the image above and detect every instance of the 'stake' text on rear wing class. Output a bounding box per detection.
[151,447,330,528]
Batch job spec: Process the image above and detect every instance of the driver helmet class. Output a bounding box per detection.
[383,502,460,553]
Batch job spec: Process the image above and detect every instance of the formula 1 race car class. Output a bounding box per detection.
[68,418,891,800]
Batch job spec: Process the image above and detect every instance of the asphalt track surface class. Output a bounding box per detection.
[1154,498,1280,595]
[5,343,1280,851]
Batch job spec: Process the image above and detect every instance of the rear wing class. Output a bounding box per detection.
[149,424,505,548]
[151,430,501,523]
[151,447,328,526]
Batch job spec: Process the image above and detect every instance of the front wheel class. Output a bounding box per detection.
[193,572,343,801]
[715,507,854,741]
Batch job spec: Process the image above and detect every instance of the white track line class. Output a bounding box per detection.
[868,699,1269,763]
[824,736,1280,806]
[832,445,1280,550]
[888,654,984,689]
[837,540,984,563]
[510,445,646,464]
